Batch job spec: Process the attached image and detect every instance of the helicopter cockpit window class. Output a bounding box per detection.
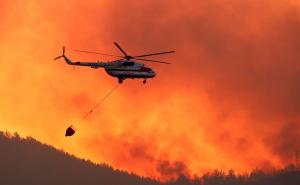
[122,61,135,66]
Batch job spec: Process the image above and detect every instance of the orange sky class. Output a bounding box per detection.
[1,0,300,181]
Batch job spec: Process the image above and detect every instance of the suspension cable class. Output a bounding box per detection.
[82,83,120,120]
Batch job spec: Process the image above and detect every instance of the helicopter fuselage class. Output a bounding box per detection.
[104,60,156,80]
[59,55,156,83]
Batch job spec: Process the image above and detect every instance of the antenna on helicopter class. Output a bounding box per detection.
[54,46,66,60]
[75,42,175,64]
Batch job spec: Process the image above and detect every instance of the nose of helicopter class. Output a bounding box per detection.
[150,70,156,77]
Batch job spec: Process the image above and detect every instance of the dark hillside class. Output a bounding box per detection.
[0,131,159,185]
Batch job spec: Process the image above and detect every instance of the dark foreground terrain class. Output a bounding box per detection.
[0,131,299,185]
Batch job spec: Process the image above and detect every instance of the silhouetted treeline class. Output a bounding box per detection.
[0,131,159,185]
[165,163,300,185]
[0,131,299,185]
[198,167,300,185]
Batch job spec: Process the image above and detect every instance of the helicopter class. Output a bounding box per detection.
[54,42,175,84]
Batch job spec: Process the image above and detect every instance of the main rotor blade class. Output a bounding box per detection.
[134,51,175,58]
[114,42,128,57]
[135,58,171,64]
[74,50,123,58]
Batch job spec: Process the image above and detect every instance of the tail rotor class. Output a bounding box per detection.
[54,46,66,60]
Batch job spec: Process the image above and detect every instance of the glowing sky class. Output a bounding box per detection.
[1,0,300,180]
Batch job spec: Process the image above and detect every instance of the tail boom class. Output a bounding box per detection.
[54,46,106,68]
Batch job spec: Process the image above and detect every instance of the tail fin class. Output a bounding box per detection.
[54,46,74,65]
[54,46,66,60]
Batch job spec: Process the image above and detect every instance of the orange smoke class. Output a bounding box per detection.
[1,0,300,181]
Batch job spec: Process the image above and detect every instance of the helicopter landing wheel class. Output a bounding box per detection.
[118,78,123,84]
[143,79,147,84]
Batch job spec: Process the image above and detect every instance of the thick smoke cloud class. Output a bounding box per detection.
[157,160,189,180]
[1,0,300,181]
[265,122,300,162]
